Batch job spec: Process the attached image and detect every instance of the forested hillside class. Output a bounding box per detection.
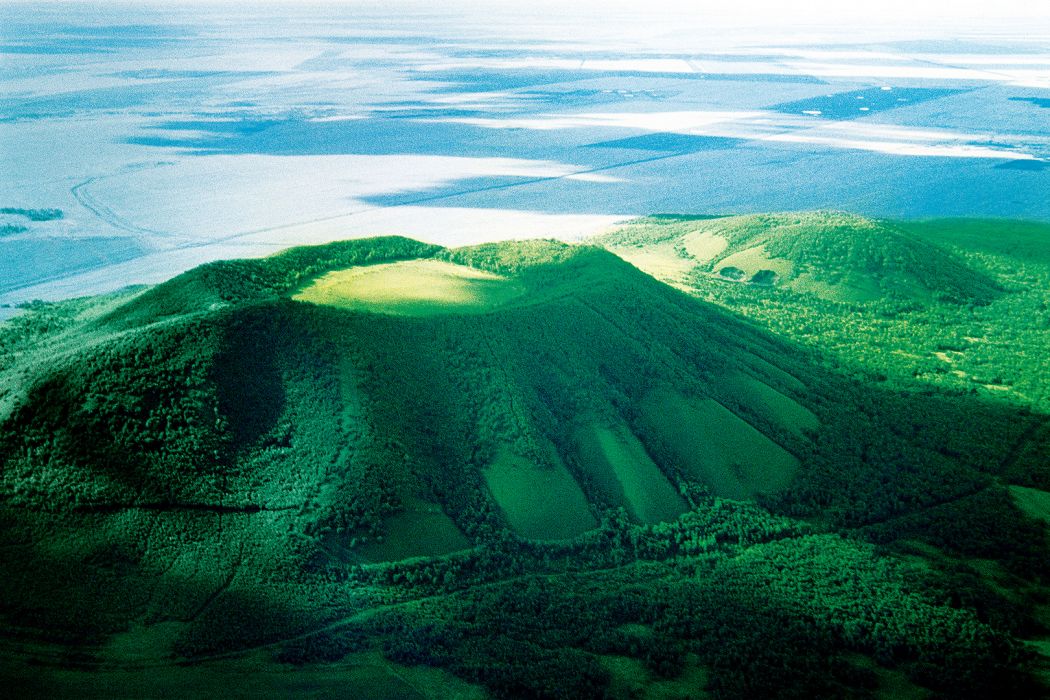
[1,231,1048,698]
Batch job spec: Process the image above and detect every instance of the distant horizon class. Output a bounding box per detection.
[2,0,1049,306]
[3,0,1049,32]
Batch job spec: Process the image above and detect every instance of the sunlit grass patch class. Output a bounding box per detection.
[294,259,523,315]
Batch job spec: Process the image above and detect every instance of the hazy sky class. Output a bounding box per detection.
[6,0,1049,27]
[4,1,1048,44]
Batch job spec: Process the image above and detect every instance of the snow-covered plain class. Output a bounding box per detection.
[1,1,1049,305]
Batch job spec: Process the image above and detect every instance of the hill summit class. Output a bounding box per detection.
[597,211,1002,303]
[3,237,818,547]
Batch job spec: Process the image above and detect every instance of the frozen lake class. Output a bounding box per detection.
[1,1,1049,305]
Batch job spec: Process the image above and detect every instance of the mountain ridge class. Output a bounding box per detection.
[1,231,1047,698]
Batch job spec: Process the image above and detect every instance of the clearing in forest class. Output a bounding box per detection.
[637,390,799,500]
[294,259,523,315]
[574,423,688,524]
[483,448,597,540]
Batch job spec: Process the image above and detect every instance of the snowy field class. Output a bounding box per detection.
[1,1,1049,305]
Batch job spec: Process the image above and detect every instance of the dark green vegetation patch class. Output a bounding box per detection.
[2,222,1049,698]
[0,207,63,222]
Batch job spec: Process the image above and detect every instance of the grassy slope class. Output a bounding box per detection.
[574,423,688,525]
[637,391,799,500]
[595,213,1050,407]
[600,211,1003,304]
[293,259,525,316]
[0,230,1047,698]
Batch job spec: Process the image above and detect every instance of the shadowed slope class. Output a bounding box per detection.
[1,234,1047,698]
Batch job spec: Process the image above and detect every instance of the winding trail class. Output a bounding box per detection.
[69,162,177,239]
[3,147,706,302]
